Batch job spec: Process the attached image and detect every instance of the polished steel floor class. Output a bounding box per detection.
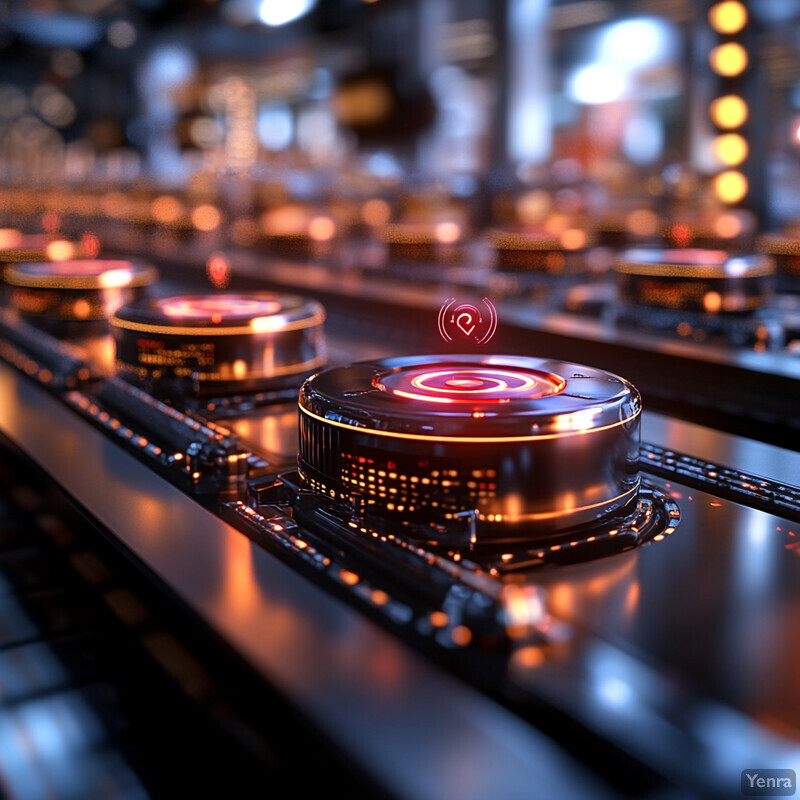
[0,445,372,800]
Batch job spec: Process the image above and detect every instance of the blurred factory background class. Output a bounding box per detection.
[1,0,798,226]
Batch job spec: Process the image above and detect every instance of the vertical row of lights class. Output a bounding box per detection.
[707,1,751,204]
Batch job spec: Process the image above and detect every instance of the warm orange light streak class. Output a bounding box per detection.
[223,532,258,615]
[112,313,325,337]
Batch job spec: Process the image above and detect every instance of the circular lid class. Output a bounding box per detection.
[299,354,640,440]
[112,292,325,335]
[0,233,63,262]
[757,232,800,256]
[6,259,157,289]
[376,222,463,244]
[616,248,774,278]
[487,227,592,251]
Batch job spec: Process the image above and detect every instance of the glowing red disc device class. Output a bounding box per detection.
[615,248,774,313]
[112,291,326,398]
[298,354,641,543]
[4,258,157,333]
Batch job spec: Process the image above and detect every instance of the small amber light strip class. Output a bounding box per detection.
[110,310,325,337]
[6,263,158,289]
[615,257,774,279]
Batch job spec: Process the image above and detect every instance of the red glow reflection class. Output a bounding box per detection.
[658,248,728,265]
[157,295,282,320]
[80,232,102,258]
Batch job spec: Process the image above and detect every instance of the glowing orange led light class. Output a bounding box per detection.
[710,95,748,129]
[0,228,23,248]
[712,133,748,166]
[73,298,91,319]
[434,221,461,243]
[560,228,587,250]
[713,170,749,203]
[150,195,183,224]
[713,213,743,239]
[703,291,723,313]
[709,42,748,77]
[45,239,74,261]
[191,204,221,231]
[708,1,747,34]
[361,198,391,226]
[371,589,389,606]
[339,569,359,586]
[309,216,336,241]
[515,646,546,667]
[451,626,473,646]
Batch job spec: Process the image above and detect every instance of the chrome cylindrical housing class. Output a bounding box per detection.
[376,222,463,263]
[298,354,641,544]
[5,259,157,332]
[488,228,592,273]
[615,248,774,313]
[112,292,326,397]
[757,233,800,292]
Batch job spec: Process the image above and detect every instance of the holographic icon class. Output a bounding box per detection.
[438,297,497,344]
[456,310,476,337]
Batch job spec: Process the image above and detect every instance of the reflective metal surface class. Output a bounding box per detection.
[0,359,615,800]
[298,354,641,537]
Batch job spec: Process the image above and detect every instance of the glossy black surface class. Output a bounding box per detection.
[1,263,800,799]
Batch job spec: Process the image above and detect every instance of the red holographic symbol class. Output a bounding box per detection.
[80,232,102,258]
[206,252,232,289]
[438,297,498,344]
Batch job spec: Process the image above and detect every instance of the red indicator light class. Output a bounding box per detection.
[206,252,232,289]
